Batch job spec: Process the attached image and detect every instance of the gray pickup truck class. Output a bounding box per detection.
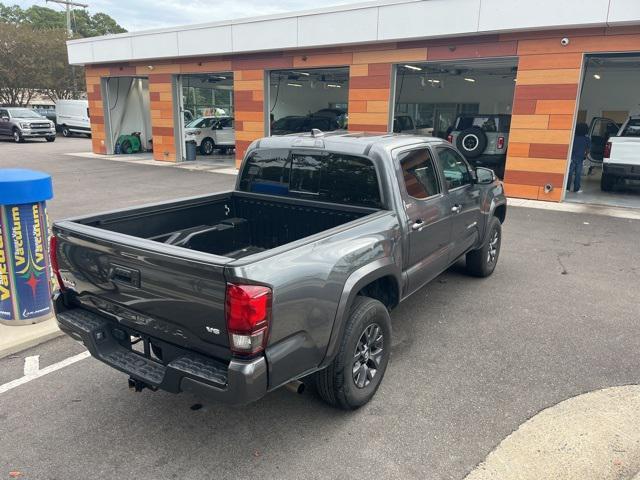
[51,132,506,409]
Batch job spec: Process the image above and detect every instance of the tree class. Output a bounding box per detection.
[0,22,44,105]
[0,2,126,37]
[0,3,126,104]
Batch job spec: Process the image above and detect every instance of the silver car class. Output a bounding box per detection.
[0,107,57,143]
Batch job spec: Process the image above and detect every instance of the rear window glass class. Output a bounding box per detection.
[621,119,640,137]
[239,150,382,208]
[456,116,502,132]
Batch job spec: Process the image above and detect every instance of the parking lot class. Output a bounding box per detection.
[1,138,640,479]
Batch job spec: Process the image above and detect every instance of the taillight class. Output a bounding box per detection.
[447,134,453,144]
[497,136,505,150]
[604,141,611,158]
[225,283,271,355]
[49,235,66,291]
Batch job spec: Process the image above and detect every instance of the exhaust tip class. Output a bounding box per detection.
[284,380,305,395]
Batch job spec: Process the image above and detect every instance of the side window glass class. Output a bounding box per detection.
[399,148,440,199]
[436,147,472,189]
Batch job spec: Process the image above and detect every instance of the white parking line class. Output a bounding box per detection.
[0,351,90,394]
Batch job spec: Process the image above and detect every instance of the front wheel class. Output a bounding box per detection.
[13,129,24,143]
[200,138,214,155]
[466,216,502,277]
[314,296,391,410]
[45,136,56,142]
[61,126,71,137]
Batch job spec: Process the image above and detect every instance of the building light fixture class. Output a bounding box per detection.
[427,79,440,84]
[326,83,341,88]
[287,82,302,87]
[593,74,601,80]
[299,72,310,76]
[464,77,476,83]
[404,64,422,71]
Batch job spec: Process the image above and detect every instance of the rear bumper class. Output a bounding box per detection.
[603,162,640,179]
[53,294,268,405]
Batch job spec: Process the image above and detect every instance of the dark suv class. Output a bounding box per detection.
[448,114,511,178]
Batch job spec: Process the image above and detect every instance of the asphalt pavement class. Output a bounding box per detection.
[1,137,640,479]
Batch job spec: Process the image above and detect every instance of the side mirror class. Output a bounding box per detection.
[1,116,9,121]
[475,167,496,185]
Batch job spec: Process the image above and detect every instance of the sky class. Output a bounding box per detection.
[11,0,366,31]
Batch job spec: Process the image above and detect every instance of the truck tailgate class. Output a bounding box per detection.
[53,221,234,361]
[610,137,640,167]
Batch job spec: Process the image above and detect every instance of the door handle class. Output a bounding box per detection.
[451,204,462,214]
[411,219,425,231]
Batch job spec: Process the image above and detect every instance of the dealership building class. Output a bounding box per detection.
[67,0,640,205]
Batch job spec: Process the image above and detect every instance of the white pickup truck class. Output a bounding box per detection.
[600,115,640,191]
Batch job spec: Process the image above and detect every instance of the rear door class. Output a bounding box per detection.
[588,117,619,162]
[434,146,482,262]
[396,146,453,293]
[0,109,10,136]
[216,117,235,145]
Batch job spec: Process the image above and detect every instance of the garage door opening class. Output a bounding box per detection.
[565,54,640,209]
[269,67,349,135]
[393,58,517,178]
[177,73,234,161]
[103,76,152,155]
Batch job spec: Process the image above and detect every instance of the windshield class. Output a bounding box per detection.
[186,117,215,129]
[621,119,640,137]
[7,108,42,119]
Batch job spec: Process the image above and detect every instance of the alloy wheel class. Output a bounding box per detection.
[487,229,499,264]
[352,323,384,389]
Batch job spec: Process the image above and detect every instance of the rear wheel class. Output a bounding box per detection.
[200,138,214,155]
[466,216,502,277]
[601,172,615,192]
[314,296,391,410]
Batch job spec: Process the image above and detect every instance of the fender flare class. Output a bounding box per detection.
[319,258,401,368]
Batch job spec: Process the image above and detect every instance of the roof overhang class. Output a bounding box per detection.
[67,0,640,66]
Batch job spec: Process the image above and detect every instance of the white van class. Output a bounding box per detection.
[55,99,91,137]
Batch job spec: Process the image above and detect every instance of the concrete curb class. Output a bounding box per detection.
[0,317,62,359]
[465,385,640,480]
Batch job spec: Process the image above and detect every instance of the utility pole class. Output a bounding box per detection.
[45,0,88,37]
[45,0,88,98]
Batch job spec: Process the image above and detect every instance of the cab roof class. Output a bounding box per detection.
[252,131,447,157]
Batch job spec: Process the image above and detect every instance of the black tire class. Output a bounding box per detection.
[314,296,391,410]
[61,126,71,137]
[601,172,615,192]
[466,216,502,277]
[456,127,487,159]
[12,128,24,143]
[200,138,214,155]
[45,136,56,142]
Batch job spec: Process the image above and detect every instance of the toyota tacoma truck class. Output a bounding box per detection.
[51,132,506,410]
[600,115,640,191]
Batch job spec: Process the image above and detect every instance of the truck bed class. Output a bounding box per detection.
[77,191,378,259]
